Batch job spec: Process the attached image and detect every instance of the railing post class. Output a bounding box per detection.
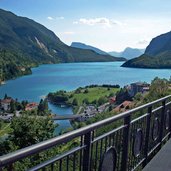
[159,100,166,148]
[83,131,92,171]
[121,115,131,171]
[142,106,152,167]
[169,107,171,139]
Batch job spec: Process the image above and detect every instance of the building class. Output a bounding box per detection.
[129,82,150,97]
[25,102,38,111]
[0,98,12,111]
[114,100,134,112]
[109,97,116,104]
[0,113,14,122]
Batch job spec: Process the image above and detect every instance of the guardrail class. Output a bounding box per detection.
[1,95,171,171]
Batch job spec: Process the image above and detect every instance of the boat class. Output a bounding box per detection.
[61,104,66,108]
[0,81,6,85]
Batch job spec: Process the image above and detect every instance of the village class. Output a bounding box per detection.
[0,97,39,122]
[77,82,150,121]
[0,82,150,122]
[0,82,150,123]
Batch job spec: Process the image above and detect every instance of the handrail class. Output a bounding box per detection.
[0,94,171,167]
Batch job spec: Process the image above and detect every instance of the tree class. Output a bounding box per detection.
[109,105,113,111]
[115,88,132,104]
[92,99,97,105]
[72,98,78,106]
[0,119,3,129]
[75,88,81,94]
[148,77,169,100]
[38,99,49,115]
[133,92,144,102]
[97,97,108,106]
[135,77,169,105]
[109,92,115,97]
[4,93,8,99]
[83,98,89,105]
[9,116,56,149]
[10,100,16,113]
[21,100,28,110]
[84,89,89,94]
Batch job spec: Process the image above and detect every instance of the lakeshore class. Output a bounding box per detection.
[0,62,171,134]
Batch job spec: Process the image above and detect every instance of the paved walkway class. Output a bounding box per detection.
[143,139,171,171]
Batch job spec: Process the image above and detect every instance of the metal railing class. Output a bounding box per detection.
[1,95,171,171]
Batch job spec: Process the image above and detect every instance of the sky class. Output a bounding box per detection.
[0,0,171,51]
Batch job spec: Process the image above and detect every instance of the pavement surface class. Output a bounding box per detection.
[143,139,171,171]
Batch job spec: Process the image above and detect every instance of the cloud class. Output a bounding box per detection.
[73,21,79,24]
[137,39,149,45]
[47,16,54,20]
[57,16,65,20]
[63,31,75,35]
[73,17,121,27]
[47,16,64,21]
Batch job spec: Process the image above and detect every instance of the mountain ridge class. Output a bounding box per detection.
[122,31,171,68]
[71,42,108,55]
[109,47,145,59]
[0,9,125,82]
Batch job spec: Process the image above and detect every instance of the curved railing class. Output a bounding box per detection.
[1,95,171,171]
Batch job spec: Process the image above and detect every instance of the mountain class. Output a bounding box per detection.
[121,48,145,59]
[71,42,108,55]
[109,47,145,59]
[145,31,171,56]
[122,31,171,68]
[0,9,125,82]
[108,51,122,57]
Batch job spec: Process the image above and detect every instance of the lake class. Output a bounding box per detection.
[0,62,171,133]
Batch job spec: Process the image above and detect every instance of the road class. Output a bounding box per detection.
[52,114,83,120]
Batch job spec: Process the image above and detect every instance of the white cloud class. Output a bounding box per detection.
[73,17,121,28]
[73,21,79,24]
[47,16,54,20]
[57,16,65,20]
[47,16,64,21]
[137,39,149,45]
[63,31,75,35]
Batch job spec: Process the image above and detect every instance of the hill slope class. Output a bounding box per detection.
[71,42,108,55]
[122,31,171,68]
[145,31,171,56]
[0,9,125,82]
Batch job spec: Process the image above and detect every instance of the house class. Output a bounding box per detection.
[128,82,150,97]
[25,102,38,111]
[84,105,97,116]
[109,97,116,104]
[142,86,150,94]
[0,113,14,122]
[0,98,12,111]
[114,101,134,112]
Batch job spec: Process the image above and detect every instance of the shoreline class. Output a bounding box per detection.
[0,61,124,87]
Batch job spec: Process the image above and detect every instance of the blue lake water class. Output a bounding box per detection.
[0,62,171,133]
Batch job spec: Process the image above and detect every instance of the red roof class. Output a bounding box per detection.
[26,102,38,108]
[122,101,132,107]
[25,102,38,111]
[113,101,133,112]
[109,97,116,103]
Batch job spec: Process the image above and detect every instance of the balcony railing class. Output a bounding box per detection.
[0,95,171,171]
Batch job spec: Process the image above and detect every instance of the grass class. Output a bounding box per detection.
[68,87,120,106]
